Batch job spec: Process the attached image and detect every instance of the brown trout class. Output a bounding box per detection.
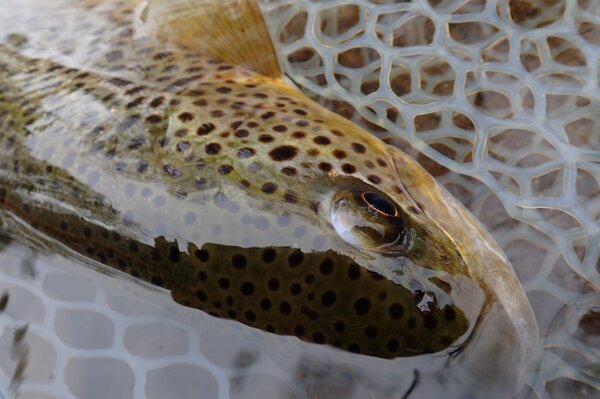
[0,0,538,394]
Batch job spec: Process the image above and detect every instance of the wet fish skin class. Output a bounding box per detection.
[0,40,470,359]
[0,0,537,388]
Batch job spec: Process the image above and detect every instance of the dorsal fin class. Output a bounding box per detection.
[144,0,282,79]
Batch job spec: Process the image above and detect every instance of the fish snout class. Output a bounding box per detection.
[385,145,540,394]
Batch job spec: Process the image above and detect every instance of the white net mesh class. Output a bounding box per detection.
[260,0,600,286]
[258,0,600,396]
[0,242,307,399]
[0,0,598,398]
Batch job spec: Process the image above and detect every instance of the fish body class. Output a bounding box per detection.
[0,0,538,396]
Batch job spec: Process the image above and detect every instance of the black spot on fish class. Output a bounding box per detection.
[205,143,221,155]
[319,259,334,275]
[313,136,330,145]
[178,112,194,122]
[232,254,247,269]
[268,278,280,291]
[290,283,302,296]
[294,325,305,336]
[169,246,181,262]
[424,314,438,330]
[163,165,182,178]
[269,145,298,161]
[108,77,131,87]
[127,136,146,149]
[281,167,297,176]
[196,289,207,302]
[258,134,274,143]
[195,249,210,262]
[145,114,162,124]
[135,160,148,174]
[261,182,277,194]
[287,250,304,267]
[352,142,366,154]
[262,248,276,263]
[353,298,371,315]
[387,338,399,353]
[245,310,256,322]
[389,303,404,320]
[197,123,216,136]
[347,263,361,280]
[279,301,292,315]
[444,306,456,321]
[313,332,325,344]
[240,282,255,296]
[321,290,337,307]
[218,165,233,175]
[149,97,164,107]
[260,298,272,311]
[195,177,207,189]
[125,86,145,96]
[236,147,255,158]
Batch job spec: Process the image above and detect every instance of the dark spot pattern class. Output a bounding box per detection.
[261,182,277,194]
[205,143,221,155]
[0,16,470,362]
[197,123,216,135]
[269,145,298,161]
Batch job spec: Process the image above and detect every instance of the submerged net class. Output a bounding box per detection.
[259,0,600,397]
[0,0,598,398]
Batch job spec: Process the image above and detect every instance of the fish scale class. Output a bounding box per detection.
[0,148,468,358]
[0,40,471,357]
[0,0,538,394]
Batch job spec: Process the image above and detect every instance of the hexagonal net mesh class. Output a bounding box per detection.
[0,1,597,399]
[258,0,600,396]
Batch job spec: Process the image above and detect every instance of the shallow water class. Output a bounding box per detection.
[261,0,600,397]
[0,0,598,398]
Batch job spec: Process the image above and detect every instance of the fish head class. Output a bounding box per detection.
[137,0,536,363]
[273,117,539,393]
[150,72,536,363]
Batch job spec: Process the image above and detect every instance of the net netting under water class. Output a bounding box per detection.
[0,0,598,398]
[259,0,600,396]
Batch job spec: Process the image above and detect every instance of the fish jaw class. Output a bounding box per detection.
[385,144,540,386]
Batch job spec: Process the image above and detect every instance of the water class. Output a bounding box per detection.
[0,0,598,398]
[261,0,600,397]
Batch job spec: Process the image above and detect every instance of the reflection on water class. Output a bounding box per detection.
[0,233,597,398]
[262,0,600,397]
[0,238,414,399]
[0,0,597,398]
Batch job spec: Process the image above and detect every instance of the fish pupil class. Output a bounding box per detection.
[362,192,397,217]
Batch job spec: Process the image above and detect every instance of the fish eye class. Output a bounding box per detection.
[331,188,407,251]
[361,191,398,217]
